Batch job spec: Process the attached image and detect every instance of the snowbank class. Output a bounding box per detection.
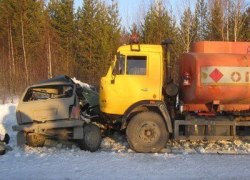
[0,103,17,142]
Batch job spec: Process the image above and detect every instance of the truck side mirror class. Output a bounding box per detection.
[111,73,116,84]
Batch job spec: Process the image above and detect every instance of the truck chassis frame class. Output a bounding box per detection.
[174,119,250,141]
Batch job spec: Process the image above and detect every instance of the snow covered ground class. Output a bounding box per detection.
[1,102,250,179]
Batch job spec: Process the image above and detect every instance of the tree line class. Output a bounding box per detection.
[0,0,249,101]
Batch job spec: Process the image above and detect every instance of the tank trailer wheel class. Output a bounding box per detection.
[78,124,102,152]
[126,112,169,153]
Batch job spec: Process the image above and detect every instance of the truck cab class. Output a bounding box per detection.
[100,44,164,115]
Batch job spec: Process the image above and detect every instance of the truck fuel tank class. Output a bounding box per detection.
[179,41,250,112]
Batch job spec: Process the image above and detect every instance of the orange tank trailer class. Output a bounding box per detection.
[179,41,250,112]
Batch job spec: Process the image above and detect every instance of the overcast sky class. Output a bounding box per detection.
[74,0,250,27]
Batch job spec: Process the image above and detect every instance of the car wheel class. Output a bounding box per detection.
[26,133,46,147]
[78,124,102,152]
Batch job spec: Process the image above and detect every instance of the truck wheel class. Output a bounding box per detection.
[126,111,169,153]
[78,124,101,152]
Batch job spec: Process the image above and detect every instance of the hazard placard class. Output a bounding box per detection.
[201,66,250,85]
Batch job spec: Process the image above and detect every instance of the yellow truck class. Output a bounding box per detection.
[100,42,174,153]
[100,40,250,153]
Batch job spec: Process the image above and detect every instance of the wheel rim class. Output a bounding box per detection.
[136,121,160,144]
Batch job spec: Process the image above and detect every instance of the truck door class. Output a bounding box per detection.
[101,52,162,115]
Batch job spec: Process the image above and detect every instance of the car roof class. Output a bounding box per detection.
[30,75,75,88]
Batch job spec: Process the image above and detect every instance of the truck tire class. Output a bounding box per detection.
[126,111,169,153]
[78,124,101,152]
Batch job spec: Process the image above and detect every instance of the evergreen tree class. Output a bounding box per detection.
[76,0,102,83]
[241,7,250,41]
[75,0,121,83]
[142,0,180,82]
[20,0,47,84]
[48,0,75,76]
[0,0,46,90]
[120,27,130,45]
[143,1,172,44]
[194,0,209,40]
[0,0,15,95]
[208,0,224,40]
[1,0,248,99]
[129,23,141,42]
[179,7,198,52]
[107,0,121,53]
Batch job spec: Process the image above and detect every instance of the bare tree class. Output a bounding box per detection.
[47,34,52,79]
[9,20,16,94]
[20,14,29,85]
[231,0,247,41]
[7,19,12,94]
[179,7,197,52]
[223,0,231,41]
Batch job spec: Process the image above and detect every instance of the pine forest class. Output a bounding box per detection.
[0,0,249,100]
